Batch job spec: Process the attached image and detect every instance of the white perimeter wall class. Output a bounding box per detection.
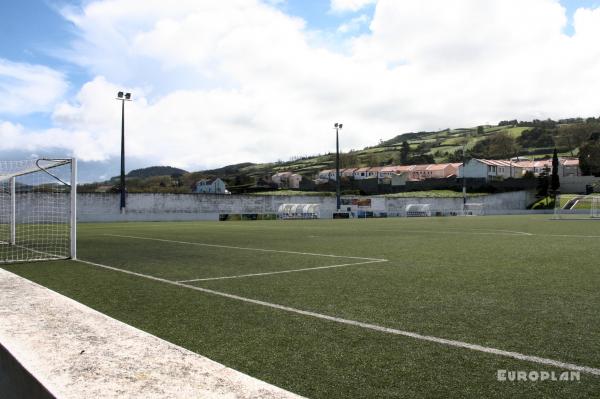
[385,191,535,215]
[560,176,600,194]
[77,191,536,222]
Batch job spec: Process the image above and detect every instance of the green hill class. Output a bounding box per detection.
[126,166,188,179]
[83,116,600,193]
[194,117,599,184]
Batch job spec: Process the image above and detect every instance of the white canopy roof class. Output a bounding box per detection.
[277,203,320,214]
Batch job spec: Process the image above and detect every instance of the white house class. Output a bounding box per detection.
[341,168,358,178]
[458,159,523,181]
[271,172,292,186]
[386,173,409,186]
[380,166,404,179]
[561,159,581,177]
[514,158,581,177]
[288,174,302,188]
[272,172,302,188]
[353,167,379,180]
[195,178,229,194]
[318,169,337,181]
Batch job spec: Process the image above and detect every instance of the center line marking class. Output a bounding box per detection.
[176,259,388,283]
[104,234,386,261]
[75,259,600,377]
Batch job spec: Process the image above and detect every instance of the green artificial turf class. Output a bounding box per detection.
[3,216,600,398]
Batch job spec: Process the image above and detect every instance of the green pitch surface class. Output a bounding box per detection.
[3,216,600,398]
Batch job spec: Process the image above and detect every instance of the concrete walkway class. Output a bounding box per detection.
[0,268,304,399]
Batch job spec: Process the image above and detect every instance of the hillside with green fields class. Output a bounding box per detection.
[79,117,600,193]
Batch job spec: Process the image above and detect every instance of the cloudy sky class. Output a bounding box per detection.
[1,0,600,181]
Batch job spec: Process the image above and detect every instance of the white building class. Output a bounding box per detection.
[320,164,460,182]
[458,159,524,181]
[341,168,358,178]
[514,158,581,177]
[272,172,303,189]
[318,169,337,181]
[195,178,229,194]
[353,167,378,180]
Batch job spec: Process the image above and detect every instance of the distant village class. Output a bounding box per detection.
[195,157,582,194]
[279,158,579,187]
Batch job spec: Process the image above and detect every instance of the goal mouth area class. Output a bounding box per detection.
[1,158,77,264]
[462,203,485,216]
[553,194,600,220]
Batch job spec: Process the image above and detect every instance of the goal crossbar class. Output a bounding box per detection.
[0,159,71,181]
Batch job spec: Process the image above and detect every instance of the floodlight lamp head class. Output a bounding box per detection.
[117,91,124,98]
[334,123,338,128]
[125,93,131,100]
[339,123,343,129]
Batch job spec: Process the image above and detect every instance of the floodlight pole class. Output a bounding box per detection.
[117,92,132,214]
[462,129,470,207]
[334,123,343,211]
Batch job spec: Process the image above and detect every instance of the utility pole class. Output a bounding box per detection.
[462,129,471,207]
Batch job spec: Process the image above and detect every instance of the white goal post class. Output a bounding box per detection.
[553,194,600,220]
[462,203,485,216]
[0,158,77,263]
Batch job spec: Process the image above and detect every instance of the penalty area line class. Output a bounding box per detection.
[176,259,388,283]
[104,234,386,261]
[75,258,600,377]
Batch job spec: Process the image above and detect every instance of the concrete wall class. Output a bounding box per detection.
[76,191,535,222]
[78,193,339,222]
[385,191,535,216]
[0,343,54,399]
[560,176,600,194]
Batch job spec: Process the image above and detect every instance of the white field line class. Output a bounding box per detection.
[104,234,386,261]
[469,228,534,236]
[76,258,600,377]
[0,244,65,264]
[539,233,600,239]
[176,259,388,283]
[373,229,533,237]
[375,229,600,239]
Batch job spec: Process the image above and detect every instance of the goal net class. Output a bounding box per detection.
[0,159,77,263]
[462,203,484,216]
[553,194,600,220]
[406,203,432,217]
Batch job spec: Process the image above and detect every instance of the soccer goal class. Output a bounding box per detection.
[406,203,432,217]
[553,194,600,220]
[462,203,484,216]
[0,159,77,263]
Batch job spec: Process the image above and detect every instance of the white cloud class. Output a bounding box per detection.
[0,59,68,115]
[3,0,600,171]
[0,120,106,161]
[331,0,377,13]
[337,14,370,33]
